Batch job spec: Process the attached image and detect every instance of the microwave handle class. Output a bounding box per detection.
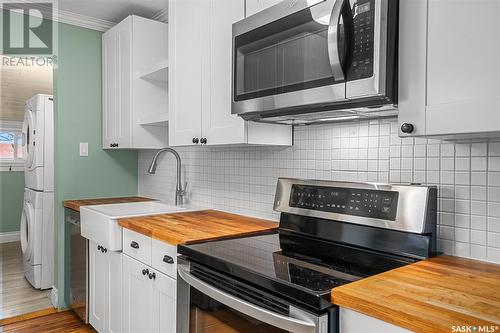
[327,0,347,80]
[178,265,317,333]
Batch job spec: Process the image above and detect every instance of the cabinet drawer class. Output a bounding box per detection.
[123,229,152,266]
[151,239,177,279]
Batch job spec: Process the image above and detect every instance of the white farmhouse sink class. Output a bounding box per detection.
[81,201,186,251]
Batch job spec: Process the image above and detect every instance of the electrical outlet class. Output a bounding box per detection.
[79,143,89,157]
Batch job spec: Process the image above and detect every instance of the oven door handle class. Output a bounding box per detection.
[327,0,346,81]
[178,265,317,333]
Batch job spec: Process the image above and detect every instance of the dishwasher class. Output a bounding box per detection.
[66,208,88,323]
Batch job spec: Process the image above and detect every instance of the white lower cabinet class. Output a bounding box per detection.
[340,308,412,333]
[89,241,122,333]
[122,253,176,333]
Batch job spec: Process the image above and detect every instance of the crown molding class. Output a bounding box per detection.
[53,8,115,31]
[151,8,168,23]
[1,1,115,32]
[2,1,167,32]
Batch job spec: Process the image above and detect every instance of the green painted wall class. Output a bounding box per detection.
[53,23,138,307]
[0,171,24,232]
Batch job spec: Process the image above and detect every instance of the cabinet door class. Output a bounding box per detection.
[202,0,247,145]
[168,0,203,146]
[152,271,177,333]
[340,308,411,333]
[123,255,154,333]
[245,0,282,17]
[89,242,107,332]
[425,0,500,135]
[102,31,117,149]
[106,251,122,333]
[102,19,132,149]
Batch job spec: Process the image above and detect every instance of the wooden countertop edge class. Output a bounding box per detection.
[117,209,279,246]
[63,196,154,212]
[331,256,500,332]
[332,288,452,333]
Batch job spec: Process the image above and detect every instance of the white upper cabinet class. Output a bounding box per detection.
[245,0,282,17]
[398,0,500,138]
[168,0,203,146]
[103,15,169,149]
[168,0,292,147]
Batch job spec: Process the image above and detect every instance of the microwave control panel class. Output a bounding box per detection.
[289,184,399,221]
[348,0,375,81]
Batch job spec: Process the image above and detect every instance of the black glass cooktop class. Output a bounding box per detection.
[178,231,414,311]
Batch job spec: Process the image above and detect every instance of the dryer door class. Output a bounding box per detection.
[20,201,35,263]
[22,109,36,169]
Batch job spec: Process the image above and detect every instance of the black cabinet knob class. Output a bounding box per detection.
[200,138,207,144]
[192,137,199,144]
[401,123,414,134]
[130,241,139,249]
[97,245,102,251]
[148,272,156,280]
[103,247,107,253]
[163,255,174,264]
[142,268,149,276]
[109,144,113,148]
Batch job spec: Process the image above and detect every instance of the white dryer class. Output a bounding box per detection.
[23,94,54,192]
[20,188,54,289]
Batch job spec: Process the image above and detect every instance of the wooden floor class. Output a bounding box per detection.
[0,242,53,320]
[0,310,96,332]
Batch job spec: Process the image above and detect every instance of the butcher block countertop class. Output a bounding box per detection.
[118,209,278,245]
[63,196,154,212]
[331,255,500,333]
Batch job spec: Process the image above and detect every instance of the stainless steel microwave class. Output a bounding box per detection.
[232,0,398,125]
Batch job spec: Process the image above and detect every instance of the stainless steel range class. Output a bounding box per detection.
[177,178,437,333]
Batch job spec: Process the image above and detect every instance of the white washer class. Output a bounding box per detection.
[23,94,54,192]
[20,188,54,289]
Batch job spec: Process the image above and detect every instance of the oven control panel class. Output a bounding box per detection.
[289,184,398,220]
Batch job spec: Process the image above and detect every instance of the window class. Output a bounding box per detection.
[0,121,24,170]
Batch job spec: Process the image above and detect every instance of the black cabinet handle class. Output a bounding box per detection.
[148,272,156,280]
[200,138,207,144]
[401,123,414,134]
[163,255,174,264]
[97,245,102,251]
[142,268,149,276]
[103,248,107,253]
[130,241,139,249]
[192,137,199,144]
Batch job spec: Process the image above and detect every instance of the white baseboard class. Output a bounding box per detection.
[50,287,58,308]
[0,231,20,243]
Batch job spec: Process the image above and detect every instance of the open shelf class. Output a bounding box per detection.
[139,59,168,82]
[139,113,169,126]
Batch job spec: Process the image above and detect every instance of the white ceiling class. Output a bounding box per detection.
[58,0,168,23]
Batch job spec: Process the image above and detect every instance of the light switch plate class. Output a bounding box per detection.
[79,142,89,157]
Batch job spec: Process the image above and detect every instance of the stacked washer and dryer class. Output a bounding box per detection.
[20,94,54,290]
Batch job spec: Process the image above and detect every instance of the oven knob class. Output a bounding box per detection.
[401,123,414,134]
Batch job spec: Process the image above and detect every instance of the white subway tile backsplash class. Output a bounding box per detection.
[471,230,487,245]
[138,118,500,264]
[489,157,500,171]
